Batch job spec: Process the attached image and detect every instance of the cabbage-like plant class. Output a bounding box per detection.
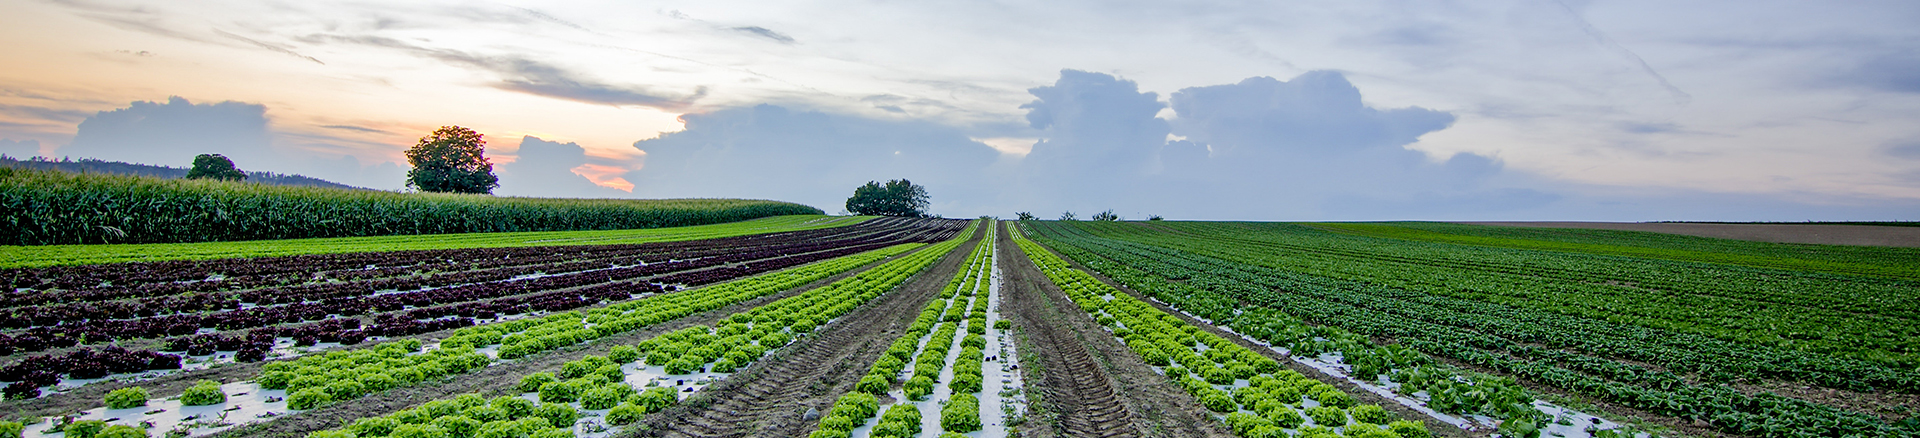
[179,380,227,406]
[580,386,622,410]
[103,386,149,409]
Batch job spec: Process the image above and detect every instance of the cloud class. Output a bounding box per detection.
[318,35,706,110]
[631,104,1000,214]
[731,26,795,44]
[1167,72,1455,156]
[988,69,1551,219]
[56,96,274,168]
[1844,50,1920,93]
[1548,0,1690,105]
[214,29,324,65]
[319,124,388,134]
[497,136,632,197]
[1020,69,1170,177]
[0,139,39,157]
[1885,141,1920,159]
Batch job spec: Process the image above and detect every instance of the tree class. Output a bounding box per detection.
[845,179,930,217]
[1092,210,1120,221]
[186,154,246,181]
[1059,211,1076,221]
[1148,215,1164,221]
[405,126,499,194]
[1015,212,1036,221]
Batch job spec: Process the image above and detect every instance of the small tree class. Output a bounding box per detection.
[1092,210,1120,221]
[405,126,499,194]
[1015,212,1035,221]
[845,179,930,217]
[186,154,246,181]
[1059,211,1076,221]
[1148,215,1164,221]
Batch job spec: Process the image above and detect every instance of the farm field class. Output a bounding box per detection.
[0,215,868,268]
[2,217,1914,438]
[1019,220,1920,438]
[0,168,823,246]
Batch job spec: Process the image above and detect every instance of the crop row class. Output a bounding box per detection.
[15,229,953,437]
[1124,221,1920,365]
[257,241,932,412]
[0,220,960,397]
[295,220,979,438]
[1012,225,1437,438]
[1026,221,1912,438]
[1,215,867,270]
[1046,222,1920,392]
[1320,222,1920,280]
[0,217,913,306]
[820,221,997,438]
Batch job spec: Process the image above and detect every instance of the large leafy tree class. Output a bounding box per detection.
[185,154,246,181]
[406,126,499,194]
[845,179,929,217]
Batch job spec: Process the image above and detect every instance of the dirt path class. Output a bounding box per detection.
[999,223,1229,438]
[1456,221,1920,248]
[205,246,929,438]
[641,233,979,438]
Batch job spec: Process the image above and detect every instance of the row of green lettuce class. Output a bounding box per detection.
[1013,225,1442,438]
[293,220,977,438]
[815,220,997,438]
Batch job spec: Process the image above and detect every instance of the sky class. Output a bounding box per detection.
[2,0,1918,221]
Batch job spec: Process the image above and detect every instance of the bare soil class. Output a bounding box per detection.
[636,232,979,438]
[1456,222,1920,248]
[999,222,1230,438]
[202,247,925,438]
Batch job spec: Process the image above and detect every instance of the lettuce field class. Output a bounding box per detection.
[1,217,1914,438]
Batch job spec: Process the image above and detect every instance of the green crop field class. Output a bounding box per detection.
[0,214,869,268]
[5,214,1915,438]
[1022,220,1920,438]
[0,167,823,246]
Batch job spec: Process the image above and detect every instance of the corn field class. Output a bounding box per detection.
[0,168,823,245]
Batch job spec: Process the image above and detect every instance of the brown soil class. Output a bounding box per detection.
[636,233,979,438]
[999,222,1230,438]
[1731,380,1919,422]
[201,246,926,438]
[1456,222,1920,248]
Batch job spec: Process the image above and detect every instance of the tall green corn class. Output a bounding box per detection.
[0,167,823,245]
